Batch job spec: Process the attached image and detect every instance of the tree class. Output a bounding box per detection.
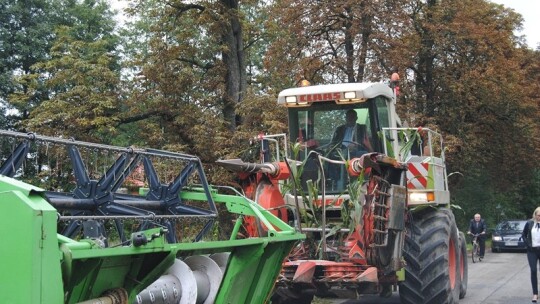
[404,0,535,182]
[118,0,263,161]
[15,27,120,140]
[264,0,409,87]
[402,0,539,224]
[262,0,540,224]
[4,0,538,225]
[0,0,56,128]
[9,0,120,141]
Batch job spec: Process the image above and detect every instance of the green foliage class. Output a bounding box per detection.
[397,129,421,159]
[14,26,120,141]
[0,0,56,127]
[284,142,367,259]
[452,170,531,232]
[520,169,540,217]
[342,177,365,232]
[5,0,120,144]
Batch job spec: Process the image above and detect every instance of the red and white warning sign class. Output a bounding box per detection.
[407,163,429,189]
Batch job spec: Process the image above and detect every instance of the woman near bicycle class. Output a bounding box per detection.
[521,207,540,303]
[468,213,487,258]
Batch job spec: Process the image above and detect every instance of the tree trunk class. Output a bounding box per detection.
[415,0,437,115]
[221,0,246,131]
[344,7,355,82]
[356,0,372,83]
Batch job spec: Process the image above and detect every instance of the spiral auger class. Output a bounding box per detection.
[137,254,230,304]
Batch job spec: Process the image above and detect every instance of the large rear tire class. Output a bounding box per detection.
[459,231,468,299]
[400,208,461,304]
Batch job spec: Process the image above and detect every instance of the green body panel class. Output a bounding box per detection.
[0,175,304,304]
[0,174,43,194]
[0,187,63,303]
[181,190,296,237]
[215,241,296,304]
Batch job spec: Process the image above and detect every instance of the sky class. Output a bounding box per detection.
[489,0,540,49]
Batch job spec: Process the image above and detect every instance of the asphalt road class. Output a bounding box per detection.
[322,251,533,304]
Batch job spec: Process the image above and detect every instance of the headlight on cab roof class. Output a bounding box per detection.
[285,96,297,104]
[344,91,356,99]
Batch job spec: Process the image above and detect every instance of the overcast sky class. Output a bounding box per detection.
[489,0,540,49]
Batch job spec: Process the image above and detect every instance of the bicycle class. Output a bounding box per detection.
[470,233,483,263]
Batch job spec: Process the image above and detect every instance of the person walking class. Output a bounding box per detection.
[468,213,487,258]
[521,207,540,303]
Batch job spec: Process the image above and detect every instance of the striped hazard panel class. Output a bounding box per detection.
[407,163,429,189]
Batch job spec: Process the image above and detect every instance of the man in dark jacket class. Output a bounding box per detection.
[330,109,372,156]
[468,213,487,258]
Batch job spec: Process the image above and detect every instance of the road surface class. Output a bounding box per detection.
[322,251,531,304]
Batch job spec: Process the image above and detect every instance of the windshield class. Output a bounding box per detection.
[496,221,526,232]
[288,101,380,194]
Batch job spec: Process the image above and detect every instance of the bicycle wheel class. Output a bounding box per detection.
[471,243,478,263]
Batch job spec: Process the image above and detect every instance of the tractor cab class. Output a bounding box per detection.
[278,82,397,194]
